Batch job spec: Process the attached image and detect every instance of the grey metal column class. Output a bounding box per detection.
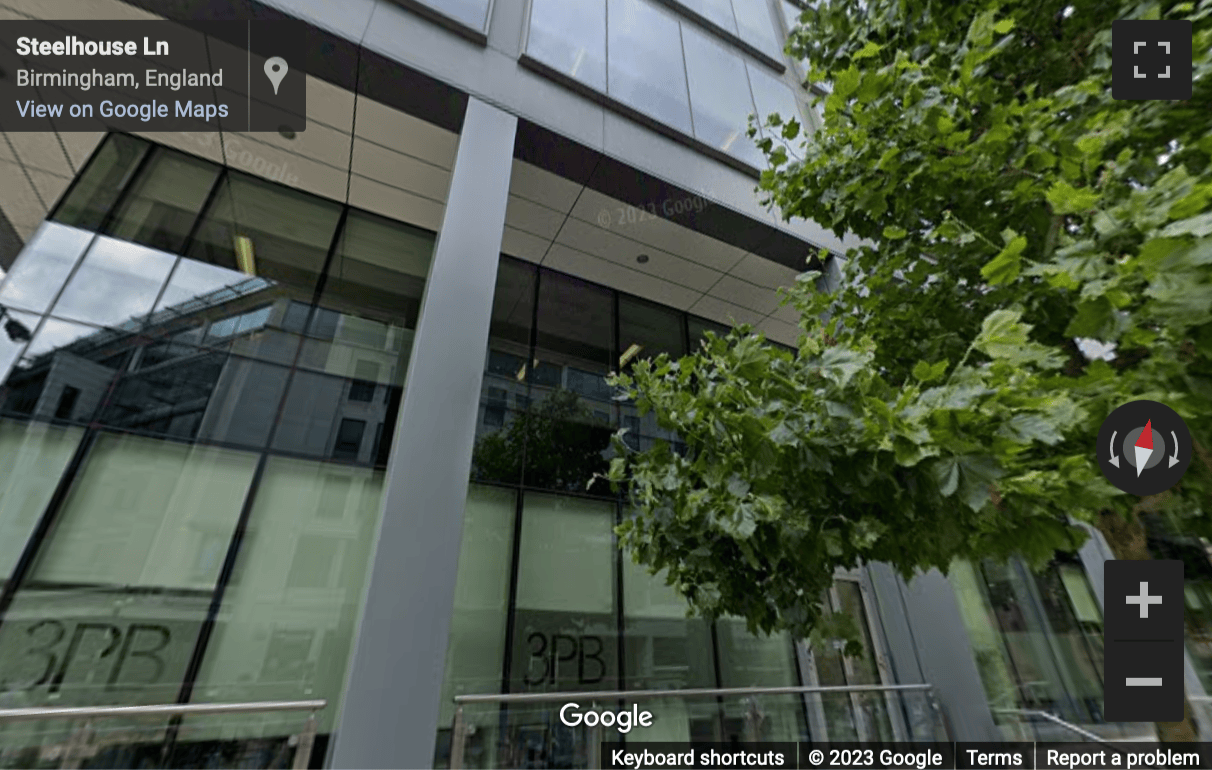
[328,96,517,769]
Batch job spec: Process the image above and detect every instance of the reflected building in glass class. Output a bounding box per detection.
[0,0,1199,768]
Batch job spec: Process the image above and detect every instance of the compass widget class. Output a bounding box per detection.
[1098,400,1192,496]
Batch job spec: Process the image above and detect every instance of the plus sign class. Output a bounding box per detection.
[1127,581,1163,618]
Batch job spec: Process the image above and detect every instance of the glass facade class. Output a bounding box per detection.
[523,0,805,168]
[436,257,824,767]
[0,133,433,756]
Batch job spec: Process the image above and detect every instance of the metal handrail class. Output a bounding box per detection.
[994,708,1131,755]
[449,684,940,770]
[0,699,327,770]
[453,682,932,704]
[0,698,327,723]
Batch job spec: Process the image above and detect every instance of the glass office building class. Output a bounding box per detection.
[0,0,1207,767]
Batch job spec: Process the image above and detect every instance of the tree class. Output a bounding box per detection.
[605,0,1211,716]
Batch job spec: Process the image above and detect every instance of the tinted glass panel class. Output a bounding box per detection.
[188,173,342,295]
[748,63,804,152]
[29,434,257,589]
[680,0,737,32]
[0,223,95,314]
[512,494,619,691]
[0,419,83,579]
[189,458,386,735]
[0,308,37,379]
[607,0,693,135]
[105,147,220,253]
[53,133,150,232]
[3,317,130,421]
[528,0,607,91]
[50,237,177,329]
[682,26,765,167]
[731,0,783,58]
[688,315,731,347]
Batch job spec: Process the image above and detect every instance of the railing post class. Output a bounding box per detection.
[586,701,602,770]
[292,711,318,770]
[59,718,92,770]
[450,704,467,770]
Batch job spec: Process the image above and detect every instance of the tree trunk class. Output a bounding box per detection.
[1096,505,1198,741]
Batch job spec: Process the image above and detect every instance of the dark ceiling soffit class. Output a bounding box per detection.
[120,0,467,134]
[514,119,822,273]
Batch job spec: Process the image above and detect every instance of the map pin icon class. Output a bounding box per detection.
[264,57,288,95]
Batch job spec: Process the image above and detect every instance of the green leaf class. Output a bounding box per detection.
[981,235,1028,284]
[883,225,908,239]
[998,413,1065,445]
[933,457,960,496]
[1160,212,1212,238]
[974,310,1065,367]
[1046,181,1100,214]
[834,65,860,98]
[853,41,882,59]
[957,456,1004,511]
[912,359,949,383]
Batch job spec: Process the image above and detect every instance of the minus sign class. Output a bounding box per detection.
[1126,678,1163,686]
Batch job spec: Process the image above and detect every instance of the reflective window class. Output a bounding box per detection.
[190,458,386,734]
[681,0,738,33]
[0,419,83,579]
[682,25,765,167]
[105,147,221,254]
[188,173,343,295]
[747,62,804,150]
[53,133,150,232]
[527,0,607,91]
[3,317,131,422]
[622,559,717,740]
[512,494,619,692]
[731,0,783,59]
[50,237,178,329]
[30,434,258,589]
[0,308,38,379]
[438,486,516,726]
[0,224,95,314]
[607,0,694,135]
[716,618,804,740]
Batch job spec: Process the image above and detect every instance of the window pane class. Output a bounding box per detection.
[0,308,38,380]
[0,588,209,709]
[53,133,150,232]
[2,317,131,422]
[439,485,516,727]
[154,258,260,314]
[0,419,84,579]
[732,0,783,58]
[527,0,607,91]
[607,0,693,135]
[716,618,804,741]
[0,223,95,314]
[50,237,177,329]
[29,433,258,589]
[622,558,717,741]
[106,147,221,254]
[528,271,615,495]
[747,63,804,154]
[319,211,432,329]
[472,259,537,485]
[187,173,342,296]
[680,0,737,33]
[189,457,386,735]
[512,494,619,691]
[682,26,765,167]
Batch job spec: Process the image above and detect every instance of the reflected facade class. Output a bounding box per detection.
[0,133,430,760]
